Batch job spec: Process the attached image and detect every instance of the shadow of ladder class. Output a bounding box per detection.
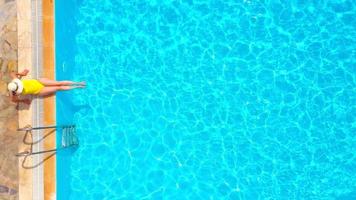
[16,125,79,157]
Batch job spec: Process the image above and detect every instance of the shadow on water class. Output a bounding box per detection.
[336,191,356,200]
[56,92,84,199]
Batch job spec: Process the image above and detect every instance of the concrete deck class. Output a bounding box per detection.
[17,0,34,199]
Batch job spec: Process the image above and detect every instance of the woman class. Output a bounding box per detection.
[7,69,85,104]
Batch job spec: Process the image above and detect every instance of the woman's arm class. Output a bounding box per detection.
[11,95,31,105]
[11,69,29,79]
[16,69,29,78]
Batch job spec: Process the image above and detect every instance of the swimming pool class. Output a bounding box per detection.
[56,0,356,199]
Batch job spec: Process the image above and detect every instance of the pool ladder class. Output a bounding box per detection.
[16,125,79,157]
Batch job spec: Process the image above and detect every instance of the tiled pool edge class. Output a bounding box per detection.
[17,0,56,200]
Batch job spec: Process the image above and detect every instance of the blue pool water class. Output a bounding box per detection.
[56,0,356,199]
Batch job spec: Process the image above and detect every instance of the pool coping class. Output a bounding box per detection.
[42,0,56,199]
[17,0,55,200]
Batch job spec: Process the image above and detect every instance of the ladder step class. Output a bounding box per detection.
[61,126,79,148]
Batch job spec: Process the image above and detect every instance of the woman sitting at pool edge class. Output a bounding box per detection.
[7,69,85,104]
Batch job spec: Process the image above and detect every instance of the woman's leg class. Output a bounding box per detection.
[38,78,85,86]
[37,85,84,96]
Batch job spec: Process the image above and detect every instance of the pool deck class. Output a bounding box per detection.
[17,0,55,200]
[0,1,19,199]
[17,0,34,199]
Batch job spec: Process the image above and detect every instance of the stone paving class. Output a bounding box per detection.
[0,0,19,200]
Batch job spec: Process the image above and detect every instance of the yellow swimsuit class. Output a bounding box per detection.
[22,79,44,95]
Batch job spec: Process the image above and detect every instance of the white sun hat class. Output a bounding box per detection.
[7,78,24,95]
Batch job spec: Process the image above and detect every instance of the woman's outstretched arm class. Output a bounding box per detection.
[11,95,31,105]
[16,69,29,78]
[11,69,29,79]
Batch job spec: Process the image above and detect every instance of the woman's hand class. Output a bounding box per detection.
[22,69,29,75]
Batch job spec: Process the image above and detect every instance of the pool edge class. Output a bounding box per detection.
[17,0,56,200]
